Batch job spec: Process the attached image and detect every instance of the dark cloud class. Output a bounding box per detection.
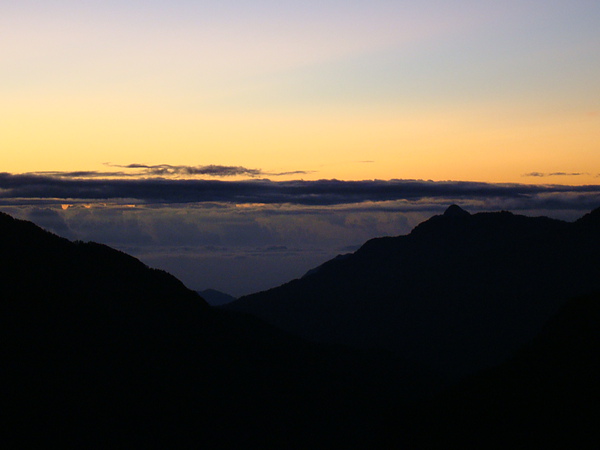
[28,170,131,178]
[4,185,599,296]
[549,172,587,176]
[523,172,546,177]
[270,171,313,176]
[523,172,587,177]
[25,164,311,179]
[2,173,600,209]
[113,163,264,177]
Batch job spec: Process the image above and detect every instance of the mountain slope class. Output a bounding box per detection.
[406,290,600,448]
[0,210,205,307]
[198,288,237,306]
[227,205,600,378]
[0,211,426,448]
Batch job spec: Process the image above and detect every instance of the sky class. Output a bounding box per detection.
[2,1,600,295]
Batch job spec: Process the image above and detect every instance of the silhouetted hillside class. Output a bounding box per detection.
[198,288,237,306]
[228,205,600,378]
[0,210,207,306]
[0,211,428,448]
[406,291,600,448]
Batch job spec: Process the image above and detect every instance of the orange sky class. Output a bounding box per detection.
[2,1,599,185]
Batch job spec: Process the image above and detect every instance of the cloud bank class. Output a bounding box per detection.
[2,173,600,211]
[3,171,600,296]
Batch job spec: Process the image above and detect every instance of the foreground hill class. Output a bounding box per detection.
[227,206,600,378]
[406,290,600,448]
[0,211,428,448]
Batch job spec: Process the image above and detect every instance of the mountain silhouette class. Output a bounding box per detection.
[443,203,471,218]
[406,290,600,448]
[198,288,237,306]
[0,211,430,448]
[227,206,600,378]
[0,210,207,306]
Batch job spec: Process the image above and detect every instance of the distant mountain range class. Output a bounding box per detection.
[0,211,426,447]
[227,205,600,378]
[2,208,599,448]
[197,288,237,306]
[405,290,600,448]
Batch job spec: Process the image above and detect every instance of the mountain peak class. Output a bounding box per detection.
[576,206,600,227]
[443,204,470,218]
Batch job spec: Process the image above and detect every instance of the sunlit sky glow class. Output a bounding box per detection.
[2,1,600,295]
[2,0,599,183]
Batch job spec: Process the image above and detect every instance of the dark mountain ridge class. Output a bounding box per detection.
[0,211,427,448]
[405,290,600,448]
[0,211,205,306]
[228,205,600,378]
[3,209,599,447]
[197,288,237,306]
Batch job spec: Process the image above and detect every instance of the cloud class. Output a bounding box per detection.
[269,171,312,176]
[25,164,312,180]
[523,172,546,177]
[523,172,588,177]
[112,163,264,177]
[25,207,72,237]
[2,173,600,210]
[4,181,599,296]
[28,170,131,178]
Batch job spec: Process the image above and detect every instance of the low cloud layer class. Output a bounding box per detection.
[3,172,600,209]
[1,202,419,296]
[3,172,600,296]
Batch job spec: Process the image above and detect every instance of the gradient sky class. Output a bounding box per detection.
[2,0,599,183]
[2,1,600,295]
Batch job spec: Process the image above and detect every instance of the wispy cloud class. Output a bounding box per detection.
[30,170,132,178]
[112,164,264,177]
[26,164,311,179]
[522,172,588,177]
